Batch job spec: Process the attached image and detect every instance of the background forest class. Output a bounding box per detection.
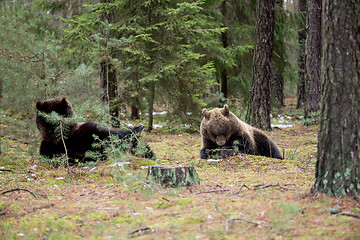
[0,0,300,130]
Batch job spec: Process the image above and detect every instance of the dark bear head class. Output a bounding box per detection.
[36,98,74,116]
[201,104,233,146]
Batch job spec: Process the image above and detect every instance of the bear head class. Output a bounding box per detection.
[36,98,74,116]
[201,104,233,146]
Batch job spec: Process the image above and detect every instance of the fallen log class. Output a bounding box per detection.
[147,165,200,187]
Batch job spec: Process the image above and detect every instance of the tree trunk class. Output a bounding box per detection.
[99,0,118,121]
[220,1,228,99]
[272,0,285,107]
[99,60,118,120]
[245,0,275,131]
[147,165,200,187]
[296,0,306,109]
[313,0,360,197]
[131,105,140,119]
[147,81,155,132]
[304,0,321,120]
[220,69,228,99]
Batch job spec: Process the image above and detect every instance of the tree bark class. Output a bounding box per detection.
[147,81,155,132]
[220,1,228,99]
[296,0,306,109]
[245,0,275,131]
[99,60,118,119]
[131,105,140,119]
[147,165,200,187]
[272,0,285,107]
[99,0,118,121]
[304,0,321,120]
[313,0,360,197]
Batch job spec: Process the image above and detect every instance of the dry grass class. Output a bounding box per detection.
[1,116,359,239]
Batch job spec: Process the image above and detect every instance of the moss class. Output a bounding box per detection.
[155,198,172,209]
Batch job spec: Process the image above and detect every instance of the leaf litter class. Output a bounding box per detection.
[0,116,359,239]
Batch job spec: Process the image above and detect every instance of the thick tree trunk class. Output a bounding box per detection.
[304,0,321,120]
[296,0,306,109]
[272,0,285,107]
[147,166,200,187]
[245,0,275,131]
[313,0,360,197]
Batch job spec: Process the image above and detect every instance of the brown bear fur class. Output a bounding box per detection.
[36,98,154,163]
[200,104,283,159]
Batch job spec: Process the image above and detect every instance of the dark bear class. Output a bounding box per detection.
[200,104,283,159]
[36,98,154,163]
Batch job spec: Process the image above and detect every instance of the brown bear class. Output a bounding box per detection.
[200,104,283,159]
[36,98,154,163]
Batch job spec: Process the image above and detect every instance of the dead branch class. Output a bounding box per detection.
[161,197,170,202]
[195,189,229,195]
[226,217,260,231]
[330,210,360,219]
[234,184,250,194]
[253,183,280,189]
[0,188,46,198]
[0,169,14,172]
[128,227,153,238]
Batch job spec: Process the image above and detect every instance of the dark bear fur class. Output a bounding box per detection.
[200,104,283,159]
[36,98,154,163]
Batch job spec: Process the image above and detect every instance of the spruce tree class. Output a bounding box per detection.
[64,0,225,130]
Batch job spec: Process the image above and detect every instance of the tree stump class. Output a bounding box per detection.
[147,165,200,187]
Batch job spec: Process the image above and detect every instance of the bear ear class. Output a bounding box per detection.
[202,109,210,119]
[36,101,43,110]
[222,104,229,116]
[61,98,74,115]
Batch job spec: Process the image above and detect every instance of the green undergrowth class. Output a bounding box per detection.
[1,116,359,239]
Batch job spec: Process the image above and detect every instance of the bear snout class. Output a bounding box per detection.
[215,136,227,147]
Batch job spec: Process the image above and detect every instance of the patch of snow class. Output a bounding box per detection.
[153,124,163,129]
[271,124,294,128]
[153,111,168,115]
[207,159,223,162]
[110,162,130,167]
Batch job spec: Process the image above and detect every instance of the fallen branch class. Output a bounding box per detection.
[234,184,250,195]
[128,227,153,238]
[0,169,14,172]
[253,183,280,189]
[0,188,46,198]
[226,217,260,231]
[330,210,360,219]
[195,189,229,195]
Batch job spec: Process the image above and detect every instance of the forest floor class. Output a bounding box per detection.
[1,100,359,239]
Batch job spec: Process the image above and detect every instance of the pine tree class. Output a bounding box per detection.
[246,0,275,131]
[313,0,360,197]
[296,0,306,109]
[304,0,321,122]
